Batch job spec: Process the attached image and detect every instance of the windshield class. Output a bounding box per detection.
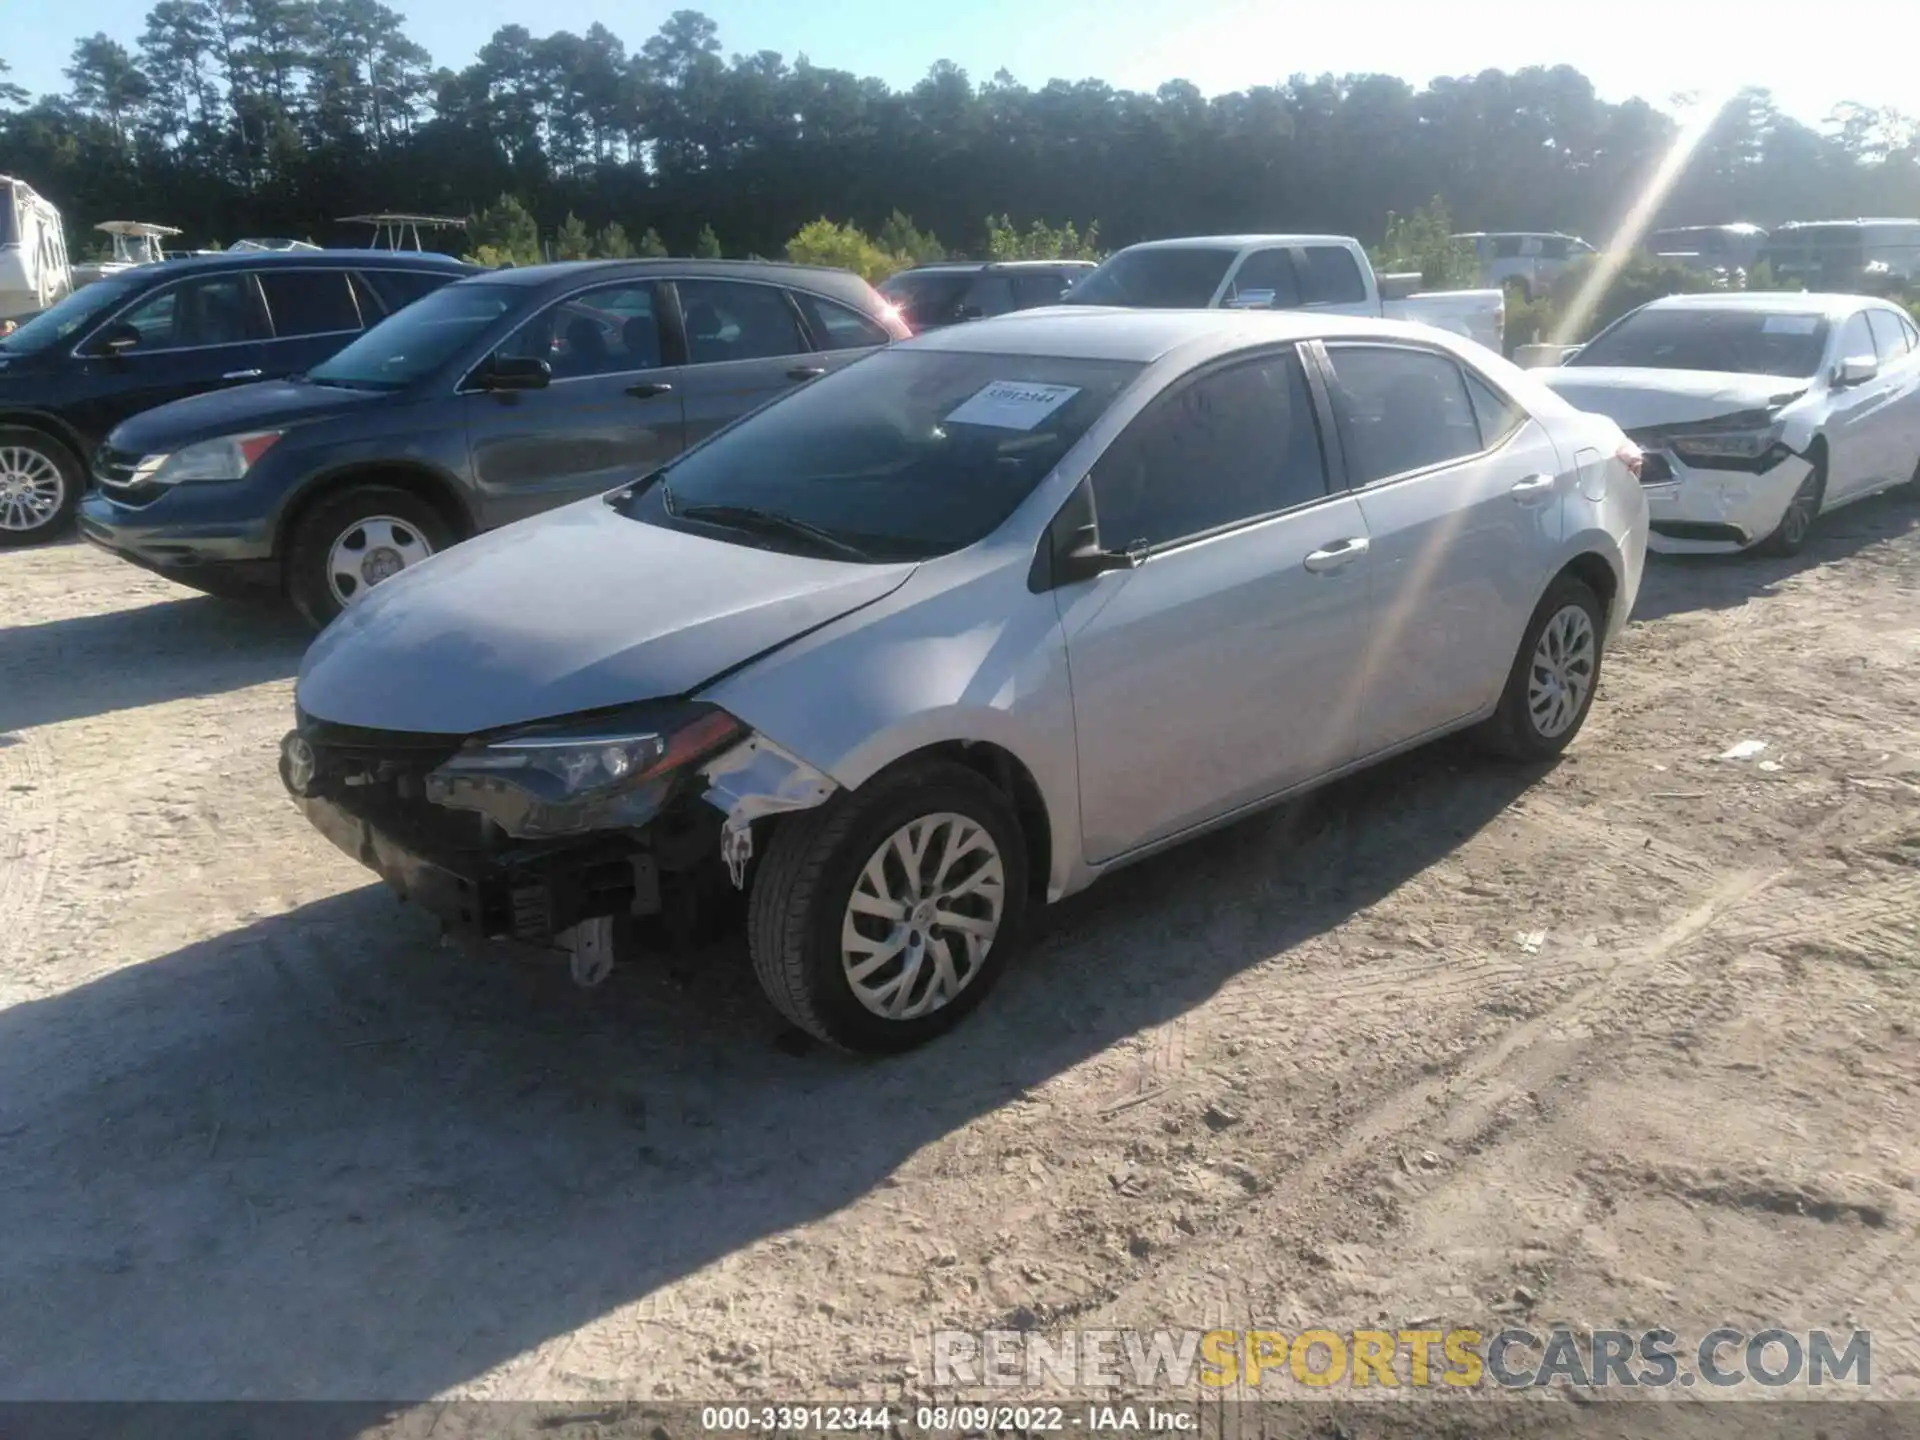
[1062,248,1237,309]
[614,349,1143,562]
[0,273,149,354]
[307,281,516,390]
[1569,308,1831,379]
[876,271,973,324]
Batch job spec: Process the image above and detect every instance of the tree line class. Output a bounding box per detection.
[3,5,1919,263]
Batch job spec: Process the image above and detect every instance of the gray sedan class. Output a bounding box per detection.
[282,308,1650,1053]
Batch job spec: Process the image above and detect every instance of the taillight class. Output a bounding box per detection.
[1616,439,1644,481]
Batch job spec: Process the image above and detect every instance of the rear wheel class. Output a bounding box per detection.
[0,426,83,548]
[747,761,1029,1054]
[1475,574,1605,762]
[286,484,453,629]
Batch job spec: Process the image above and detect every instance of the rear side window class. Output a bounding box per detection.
[1322,345,1484,484]
[962,275,1016,318]
[1092,347,1328,549]
[259,269,362,339]
[1865,309,1911,362]
[794,292,891,350]
[1299,247,1367,305]
[360,268,454,316]
[1010,272,1071,308]
[1465,371,1527,448]
[1902,314,1920,351]
[1226,249,1301,308]
[1540,237,1571,261]
[1494,236,1526,259]
[677,279,808,364]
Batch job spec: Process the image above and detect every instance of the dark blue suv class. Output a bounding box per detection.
[0,249,473,545]
[78,258,908,627]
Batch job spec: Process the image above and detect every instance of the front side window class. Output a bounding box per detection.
[676,279,807,365]
[1010,272,1071,308]
[614,349,1142,562]
[113,275,262,351]
[1901,314,1920,352]
[259,269,363,339]
[1225,249,1301,308]
[498,282,664,378]
[1493,236,1526,259]
[307,280,518,391]
[1,272,147,354]
[1062,247,1238,309]
[1836,311,1875,365]
[1091,348,1328,549]
[1321,345,1482,484]
[1568,307,1832,379]
[1865,309,1911,363]
[795,292,891,351]
[875,270,971,327]
[1300,246,1367,304]
[962,275,1016,318]
[360,268,455,316]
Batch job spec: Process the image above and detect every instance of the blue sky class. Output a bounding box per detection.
[7,0,1913,127]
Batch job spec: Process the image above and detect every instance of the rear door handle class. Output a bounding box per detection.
[1303,537,1369,573]
[625,381,673,399]
[786,365,827,381]
[1510,473,1558,502]
[222,368,263,381]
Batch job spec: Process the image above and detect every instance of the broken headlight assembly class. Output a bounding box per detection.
[424,701,745,839]
[1664,419,1793,469]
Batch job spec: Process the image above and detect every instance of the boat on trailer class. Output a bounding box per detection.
[0,175,73,319]
[338,213,468,252]
[71,221,184,289]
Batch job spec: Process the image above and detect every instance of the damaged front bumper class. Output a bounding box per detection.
[1632,445,1814,555]
[280,713,839,949]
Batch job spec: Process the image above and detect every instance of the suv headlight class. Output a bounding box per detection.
[425,701,745,839]
[131,430,283,486]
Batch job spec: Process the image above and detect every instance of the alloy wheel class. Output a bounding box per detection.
[0,446,65,533]
[1527,603,1597,740]
[326,515,435,608]
[1778,474,1820,548]
[840,812,1006,1020]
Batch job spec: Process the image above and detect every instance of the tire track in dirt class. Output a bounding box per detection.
[0,726,58,997]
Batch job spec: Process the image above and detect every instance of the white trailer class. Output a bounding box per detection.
[0,175,73,318]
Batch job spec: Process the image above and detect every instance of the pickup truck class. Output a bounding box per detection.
[1059,234,1505,354]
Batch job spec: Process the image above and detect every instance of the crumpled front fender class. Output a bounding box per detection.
[699,734,841,887]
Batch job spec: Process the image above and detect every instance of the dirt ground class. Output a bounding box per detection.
[1,492,1917,1423]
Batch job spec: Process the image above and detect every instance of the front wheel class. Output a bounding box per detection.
[1475,575,1606,762]
[1756,464,1825,557]
[0,426,83,548]
[286,484,453,630]
[747,761,1030,1053]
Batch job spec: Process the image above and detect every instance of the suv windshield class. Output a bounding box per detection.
[1569,307,1831,378]
[0,273,149,355]
[876,271,973,325]
[306,280,517,390]
[1062,248,1237,309]
[615,349,1143,562]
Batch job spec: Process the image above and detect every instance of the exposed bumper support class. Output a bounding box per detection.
[700,735,840,888]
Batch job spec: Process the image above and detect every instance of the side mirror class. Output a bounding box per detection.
[481,355,551,392]
[1836,355,1878,388]
[94,323,141,357]
[1057,527,1144,584]
[954,303,985,322]
[1028,476,1144,592]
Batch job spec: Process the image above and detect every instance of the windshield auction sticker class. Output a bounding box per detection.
[945,381,1081,431]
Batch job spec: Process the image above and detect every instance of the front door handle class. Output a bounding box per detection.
[1303,537,1369,573]
[1510,473,1558,502]
[625,381,673,399]
[222,368,263,381]
[786,365,827,381]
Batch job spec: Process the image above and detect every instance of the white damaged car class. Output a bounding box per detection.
[1541,293,1920,555]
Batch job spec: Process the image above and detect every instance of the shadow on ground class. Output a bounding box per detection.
[0,737,1541,1408]
[1631,487,1918,623]
[0,594,309,732]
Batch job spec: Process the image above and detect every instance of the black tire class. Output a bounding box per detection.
[1755,460,1825,557]
[0,425,84,548]
[285,484,454,630]
[747,760,1030,1054]
[1475,574,1607,762]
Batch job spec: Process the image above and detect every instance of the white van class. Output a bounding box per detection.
[1452,231,1598,298]
[0,175,72,318]
[1762,219,1920,287]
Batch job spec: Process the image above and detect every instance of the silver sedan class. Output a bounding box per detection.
[283,308,1650,1052]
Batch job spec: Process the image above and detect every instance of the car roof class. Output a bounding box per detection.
[1641,291,1891,320]
[469,257,882,303]
[897,260,1096,273]
[896,306,1449,364]
[132,249,472,275]
[1112,235,1356,252]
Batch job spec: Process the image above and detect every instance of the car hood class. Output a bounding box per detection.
[297,497,919,735]
[1538,367,1809,429]
[108,378,388,452]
